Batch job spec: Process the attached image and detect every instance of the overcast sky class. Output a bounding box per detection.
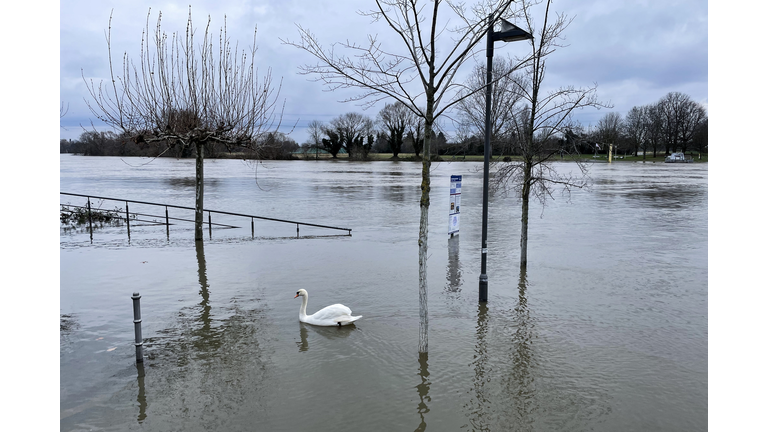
[58,0,708,144]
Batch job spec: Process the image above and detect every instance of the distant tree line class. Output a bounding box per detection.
[452,88,707,160]
[60,130,299,160]
[294,92,706,161]
[590,91,708,158]
[63,90,706,162]
[569,92,707,159]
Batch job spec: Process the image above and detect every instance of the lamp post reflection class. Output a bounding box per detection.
[467,302,491,431]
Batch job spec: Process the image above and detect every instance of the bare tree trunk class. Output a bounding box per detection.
[520,161,531,268]
[195,141,205,241]
[418,116,433,354]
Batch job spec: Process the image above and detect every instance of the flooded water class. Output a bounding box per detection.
[60,155,707,431]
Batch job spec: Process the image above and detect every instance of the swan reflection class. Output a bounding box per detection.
[296,322,356,352]
[297,325,309,352]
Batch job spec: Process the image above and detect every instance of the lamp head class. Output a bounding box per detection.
[495,18,533,43]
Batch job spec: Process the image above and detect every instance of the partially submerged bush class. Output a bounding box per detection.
[60,204,124,227]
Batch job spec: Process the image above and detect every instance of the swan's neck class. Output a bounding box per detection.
[299,294,309,319]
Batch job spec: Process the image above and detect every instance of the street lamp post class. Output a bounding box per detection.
[479,15,532,303]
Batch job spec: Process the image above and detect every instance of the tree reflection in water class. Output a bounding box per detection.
[466,265,538,431]
[504,264,537,431]
[134,240,271,429]
[414,352,430,432]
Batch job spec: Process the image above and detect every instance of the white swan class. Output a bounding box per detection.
[294,289,362,327]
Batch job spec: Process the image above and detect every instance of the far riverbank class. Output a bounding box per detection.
[238,151,709,163]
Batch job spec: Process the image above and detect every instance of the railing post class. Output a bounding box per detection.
[86,197,93,232]
[251,217,254,238]
[297,223,300,238]
[165,206,170,238]
[131,292,144,363]
[208,211,212,237]
[125,201,131,231]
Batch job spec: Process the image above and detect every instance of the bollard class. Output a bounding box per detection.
[131,292,144,363]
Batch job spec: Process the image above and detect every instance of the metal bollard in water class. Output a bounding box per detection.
[131,292,144,363]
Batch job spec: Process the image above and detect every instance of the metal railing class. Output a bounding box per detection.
[60,192,352,237]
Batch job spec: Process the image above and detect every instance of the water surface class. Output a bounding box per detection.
[60,155,707,431]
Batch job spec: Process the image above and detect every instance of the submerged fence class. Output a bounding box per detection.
[60,192,352,238]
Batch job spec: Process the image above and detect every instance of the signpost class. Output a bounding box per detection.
[449,175,462,236]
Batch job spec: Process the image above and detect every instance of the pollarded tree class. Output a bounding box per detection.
[407,118,426,159]
[320,127,344,158]
[330,112,375,159]
[377,101,415,158]
[83,8,283,241]
[284,0,527,353]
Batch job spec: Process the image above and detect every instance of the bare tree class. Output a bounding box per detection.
[492,0,611,268]
[645,103,664,158]
[377,101,415,158]
[300,120,326,159]
[691,118,707,156]
[306,120,325,145]
[596,112,623,154]
[83,8,283,241]
[455,56,525,155]
[676,97,707,155]
[658,91,685,155]
[624,105,648,158]
[657,91,705,155]
[284,0,524,353]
